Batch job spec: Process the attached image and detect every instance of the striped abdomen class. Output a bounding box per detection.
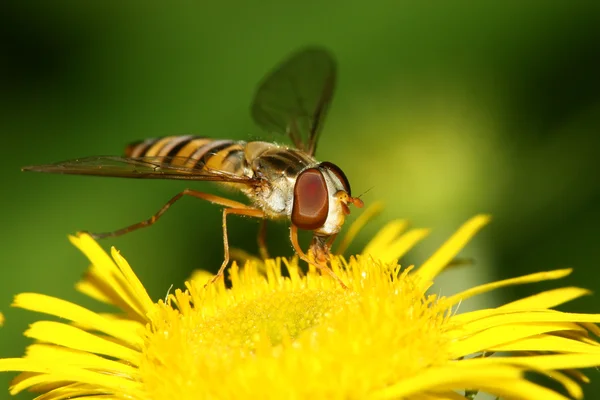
[125,135,247,175]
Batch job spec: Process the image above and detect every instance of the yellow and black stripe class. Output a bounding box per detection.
[125,135,246,174]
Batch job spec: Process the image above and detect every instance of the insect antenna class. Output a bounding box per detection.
[356,186,374,199]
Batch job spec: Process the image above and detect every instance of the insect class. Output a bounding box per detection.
[22,47,364,287]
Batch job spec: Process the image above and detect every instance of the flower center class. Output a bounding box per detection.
[139,257,451,399]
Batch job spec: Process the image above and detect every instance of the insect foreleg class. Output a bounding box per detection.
[289,225,348,289]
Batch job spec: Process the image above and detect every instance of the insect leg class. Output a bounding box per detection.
[324,233,338,253]
[289,225,348,289]
[89,189,252,239]
[257,219,270,260]
[209,207,266,285]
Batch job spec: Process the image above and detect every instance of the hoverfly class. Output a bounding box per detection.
[22,47,364,287]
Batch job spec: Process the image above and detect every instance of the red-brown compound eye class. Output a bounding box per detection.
[319,161,351,195]
[292,168,329,230]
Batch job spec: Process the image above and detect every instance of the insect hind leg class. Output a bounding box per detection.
[88,189,252,239]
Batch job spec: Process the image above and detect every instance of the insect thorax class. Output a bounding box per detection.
[243,141,318,218]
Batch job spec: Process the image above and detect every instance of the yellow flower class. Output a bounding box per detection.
[2,213,600,399]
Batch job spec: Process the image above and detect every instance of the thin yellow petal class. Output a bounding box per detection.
[565,369,590,384]
[111,247,154,315]
[409,393,467,400]
[461,310,600,333]
[373,364,522,398]
[361,219,410,256]
[68,234,116,277]
[461,353,600,372]
[70,234,148,320]
[93,313,145,333]
[543,370,584,400]
[229,247,263,265]
[28,386,122,400]
[446,268,573,307]
[379,228,431,263]
[12,293,143,348]
[189,269,217,284]
[580,321,600,336]
[448,322,589,357]
[75,280,113,304]
[1,359,141,396]
[80,267,146,320]
[24,321,140,365]
[383,368,571,400]
[490,334,600,354]
[23,344,139,377]
[476,380,571,400]
[452,305,584,326]
[336,201,384,255]
[501,287,591,310]
[416,214,491,284]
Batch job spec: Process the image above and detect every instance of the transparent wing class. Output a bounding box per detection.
[22,155,258,184]
[251,47,337,156]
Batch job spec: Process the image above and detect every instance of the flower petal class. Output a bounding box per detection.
[23,321,140,365]
[336,201,384,255]
[0,359,141,396]
[446,269,573,307]
[490,334,600,354]
[501,287,591,310]
[417,215,491,284]
[69,234,151,320]
[448,322,590,357]
[12,293,143,348]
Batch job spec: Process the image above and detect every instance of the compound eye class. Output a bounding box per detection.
[319,161,351,195]
[292,168,329,230]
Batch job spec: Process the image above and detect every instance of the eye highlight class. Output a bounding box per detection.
[292,168,329,230]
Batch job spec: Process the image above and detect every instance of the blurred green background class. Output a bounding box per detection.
[1,2,600,398]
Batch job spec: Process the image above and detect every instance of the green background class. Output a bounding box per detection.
[1,2,599,398]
